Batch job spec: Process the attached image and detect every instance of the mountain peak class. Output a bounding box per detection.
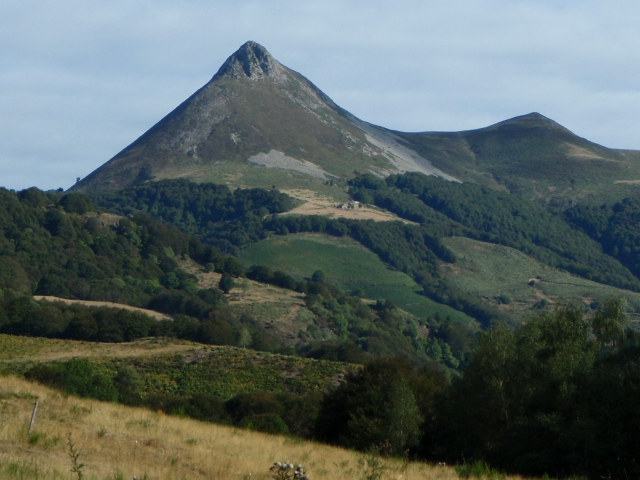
[213,41,286,82]
[485,112,574,135]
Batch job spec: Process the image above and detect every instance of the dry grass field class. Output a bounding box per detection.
[178,258,305,306]
[0,375,521,480]
[177,258,325,344]
[0,335,198,364]
[33,297,171,321]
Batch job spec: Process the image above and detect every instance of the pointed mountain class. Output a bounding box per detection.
[74,41,452,197]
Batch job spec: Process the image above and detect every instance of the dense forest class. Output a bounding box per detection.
[565,196,640,279]
[0,187,246,304]
[94,179,295,254]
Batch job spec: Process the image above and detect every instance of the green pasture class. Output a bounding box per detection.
[240,233,474,325]
[441,236,640,326]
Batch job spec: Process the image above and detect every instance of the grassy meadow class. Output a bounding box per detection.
[441,236,640,326]
[0,374,521,480]
[240,233,474,325]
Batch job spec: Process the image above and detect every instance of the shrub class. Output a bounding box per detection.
[25,359,118,402]
[240,413,289,435]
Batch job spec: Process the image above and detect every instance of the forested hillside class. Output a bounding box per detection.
[89,174,640,331]
[0,187,287,352]
[0,186,443,364]
[565,196,640,279]
[91,179,505,326]
[348,172,640,291]
[94,179,296,254]
[0,187,241,304]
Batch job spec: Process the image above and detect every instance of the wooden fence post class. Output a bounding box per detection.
[28,400,38,435]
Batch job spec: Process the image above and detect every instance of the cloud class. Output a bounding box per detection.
[1,0,639,190]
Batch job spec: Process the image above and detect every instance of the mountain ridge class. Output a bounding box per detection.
[74,41,640,205]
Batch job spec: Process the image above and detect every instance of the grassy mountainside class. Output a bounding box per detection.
[0,375,470,480]
[349,172,640,291]
[396,113,640,205]
[239,233,474,326]
[440,236,640,327]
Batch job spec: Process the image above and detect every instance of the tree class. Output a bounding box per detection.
[316,357,444,455]
[591,297,627,347]
[219,274,235,294]
[311,270,325,283]
[385,380,423,453]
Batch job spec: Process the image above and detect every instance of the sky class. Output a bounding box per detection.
[2,0,640,191]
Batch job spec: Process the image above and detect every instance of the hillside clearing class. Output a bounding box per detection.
[177,258,332,345]
[0,335,198,363]
[0,335,354,400]
[281,188,413,223]
[178,258,305,306]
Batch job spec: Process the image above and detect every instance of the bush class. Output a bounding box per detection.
[114,366,145,405]
[25,359,118,401]
[239,413,289,434]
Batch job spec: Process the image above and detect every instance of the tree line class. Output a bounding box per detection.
[93,179,295,254]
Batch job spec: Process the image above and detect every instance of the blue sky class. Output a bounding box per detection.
[2,0,640,190]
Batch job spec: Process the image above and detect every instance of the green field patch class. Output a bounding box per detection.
[441,236,640,326]
[240,233,474,325]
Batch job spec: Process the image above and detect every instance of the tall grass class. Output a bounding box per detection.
[0,375,526,480]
